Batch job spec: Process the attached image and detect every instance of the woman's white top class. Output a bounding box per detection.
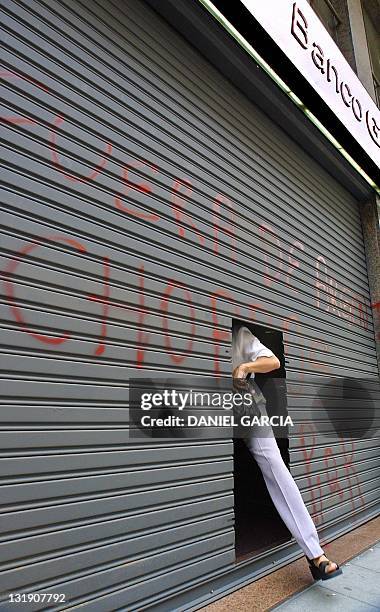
[232,326,274,377]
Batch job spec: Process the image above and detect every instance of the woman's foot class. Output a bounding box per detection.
[307,552,342,580]
[312,554,337,573]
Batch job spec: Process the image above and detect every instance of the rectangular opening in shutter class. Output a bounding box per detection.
[232,319,292,561]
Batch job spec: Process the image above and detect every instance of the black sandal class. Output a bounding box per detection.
[307,553,343,580]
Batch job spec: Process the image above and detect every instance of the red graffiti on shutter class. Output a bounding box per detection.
[282,314,305,392]
[135,266,150,368]
[212,194,236,261]
[248,302,273,327]
[171,178,205,244]
[315,255,367,327]
[210,289,234,376]
[1,116,36,125]
[1,69,48,124]
[286,240,304,291]
[258,224,283,287]
[308,338,332,373]
[3,235,86,344]
[160,280,195,364]
[299,423,324,524]
[86,257,110,356]
[115,160,159,220]
[87,263,151,365]
[0,70,49,92]
[341,286,354,324]
[340,439,365,510]
[324,447,344,500]
[248,303,260,321]
[49,115,112,182]
[315,255,328,310]
[355,298,369,330]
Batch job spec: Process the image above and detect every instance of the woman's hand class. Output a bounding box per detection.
[232,363,250,392]
[232,363,249,379]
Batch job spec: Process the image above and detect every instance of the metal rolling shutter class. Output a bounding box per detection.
[0,0,378,609]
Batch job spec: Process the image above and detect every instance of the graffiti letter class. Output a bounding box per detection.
[259,224,283,287]
[86,257,111,356]
[49,115,112,182]
[315,255,328,309]
[115,160,159,221]
[212,194,236,261]
[171,178,205,244]
[3,235,86,344]
[161,281,196,364]
[136,266,150,368]
[286,240,304,290]
[210,289,234,375]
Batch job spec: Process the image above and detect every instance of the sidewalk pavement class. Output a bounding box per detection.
[201,517,380,612]
[272,542,380,611]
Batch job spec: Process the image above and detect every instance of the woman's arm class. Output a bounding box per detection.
[233,355,280,379]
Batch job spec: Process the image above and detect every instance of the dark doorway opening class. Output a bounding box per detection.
[232,320,292,562]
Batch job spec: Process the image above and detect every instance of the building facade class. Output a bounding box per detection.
[0,0,379,609]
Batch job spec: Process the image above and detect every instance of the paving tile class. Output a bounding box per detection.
[319,562,380,608]
[274,584,379,611]
[349,544,380,572]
